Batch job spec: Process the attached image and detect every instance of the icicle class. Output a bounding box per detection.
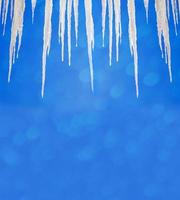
[171,0,179,34]
[2,0,9,35]
[73,0,78,46]
[42,0,53,97]
[84,0,94,91]
[67,0,72,66]
[178,0,180,16]
[102,0,107,47]
[59,0,67,62]
[108,0,113,66]
[0,0,2,16]
[143,0,149,21]
[155,0,172,82]
[8,0,25,82]
[128,0,139,97]
[31,0,37,23]
[10,0,14,19]
[113,0,121,62]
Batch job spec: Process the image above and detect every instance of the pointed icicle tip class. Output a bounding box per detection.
[144,0,149,22]
[31,0,37,23]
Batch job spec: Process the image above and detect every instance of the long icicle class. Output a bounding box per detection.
[2,0,9,35]
[42,0,53,97]
[113,0,122,62]
[128,0,139,97]
[73,0,78,46]
[31,0,37,23]
[108,0,113,66]
[143,0,149,21]
[8,0,25,82]
[84,0,94,92]
[102,0,107,47]
[59,0,67,62]
[67,0,72,66]
[155,0,172,82]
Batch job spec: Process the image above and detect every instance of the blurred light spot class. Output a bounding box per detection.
[1,147,19,165]
[79,68,89,83]
[110,85,124,98]
[144,72,159,87]
[26,127,40,141]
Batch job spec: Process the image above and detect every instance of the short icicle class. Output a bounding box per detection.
[113,0,122,62]
[59,0,67,62]
[73,0,79,46]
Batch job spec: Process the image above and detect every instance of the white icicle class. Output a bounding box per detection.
[108,0,113,66]
[8,0,25,82]
[10,0,14,19]
[84,0,94,91]
[143,0,149,21]
[155,0,172,82]
[113,0,121,62]
[128,0,139,97]
[31,0,37,23]
[42,0,53,97]
[2,0,9,35]
[67,0,72,66]
[171,0,179,34]
[178,0,180,16]
[59,0,67,62]
[73,0,78,46]
[102,0,107,47]
[0,0,2,16]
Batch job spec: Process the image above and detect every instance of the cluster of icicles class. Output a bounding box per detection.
[0,0,180,97]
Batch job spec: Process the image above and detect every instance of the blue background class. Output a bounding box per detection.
[0,0,180,199]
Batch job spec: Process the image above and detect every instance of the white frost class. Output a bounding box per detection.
[42,0,53,97]
[8,0,25,82]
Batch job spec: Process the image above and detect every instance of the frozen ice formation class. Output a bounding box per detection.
[0,0,179,97]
